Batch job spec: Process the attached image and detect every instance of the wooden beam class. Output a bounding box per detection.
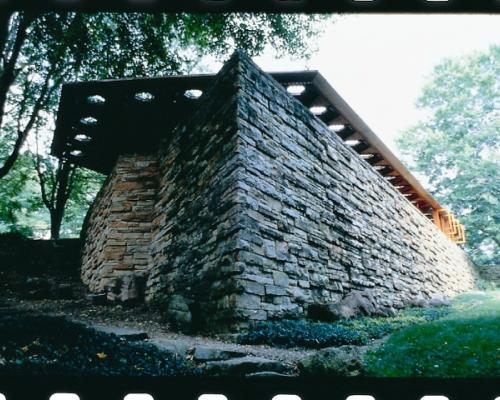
[328,115,349,126]
[384,169,401,177]
[378,166,394,176]
[399,186,416,195]
[337,125,356,140]
[296,88,322,108]
[391,177,410,187]
[371,159,392,167]
[319,106,341,124]
[367,154,384,165]
[352,141,370,153]
[406,193,420,202]
[342,131,363,141]
[360,146,378,155]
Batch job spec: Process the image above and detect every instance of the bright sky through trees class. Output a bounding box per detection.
[207,14,500,155]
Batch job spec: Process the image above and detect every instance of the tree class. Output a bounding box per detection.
[0,12,328,238]
[0,138,40,236]
[397,45,499,265]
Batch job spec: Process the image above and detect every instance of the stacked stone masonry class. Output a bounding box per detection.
[81,154,158,296]
[81,52,477,331]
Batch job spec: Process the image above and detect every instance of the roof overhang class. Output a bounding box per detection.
[52,70,442,215]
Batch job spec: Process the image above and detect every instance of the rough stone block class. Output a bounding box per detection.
[272,271,289,287]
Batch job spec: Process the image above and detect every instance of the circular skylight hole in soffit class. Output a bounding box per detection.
[329,124,345,132]
[184,89,203,99]
[87,95,106,104]
[80,116,97,125]
[134,92,155,102]
[286,85,306,96]
[75,134,91,142]
[310,106,327,115]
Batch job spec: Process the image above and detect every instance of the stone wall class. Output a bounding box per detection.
[477,265,500,286]
[144,59,246,330]
[80,51,477,331]
[81,154,158,298]
[228,52,477,324]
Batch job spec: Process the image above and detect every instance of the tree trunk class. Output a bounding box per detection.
[50,208,64,240]
[0,12,33,128]
[0,10,13,56]
[49,159,75,240]
[0,131,25,178]
[0,12,35,179]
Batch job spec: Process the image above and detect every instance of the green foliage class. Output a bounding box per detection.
[60,167,105,238]
[0,140,40,235]
[0,314,200,376]
[237,307,451,349]
[364,290,500,378]
[476,278,498,291]
[0,131,105,237]
[397,45,500,265]
[238,319,365,348]
[0,12,328,237]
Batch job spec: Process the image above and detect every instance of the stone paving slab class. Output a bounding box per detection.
[147,338,193,355]
[91,324,149,340]
[205,356,293,376]
[191,345,248,361]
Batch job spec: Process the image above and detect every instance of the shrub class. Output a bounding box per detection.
[0,231,28,242]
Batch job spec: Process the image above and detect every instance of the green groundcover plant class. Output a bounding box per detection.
[238,307,451,349]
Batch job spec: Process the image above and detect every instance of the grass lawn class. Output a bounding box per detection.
[364,290,500,378]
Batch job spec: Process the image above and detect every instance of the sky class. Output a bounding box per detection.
[207,14,500,156]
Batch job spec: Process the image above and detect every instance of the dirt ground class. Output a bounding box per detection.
[0,295,314,364]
